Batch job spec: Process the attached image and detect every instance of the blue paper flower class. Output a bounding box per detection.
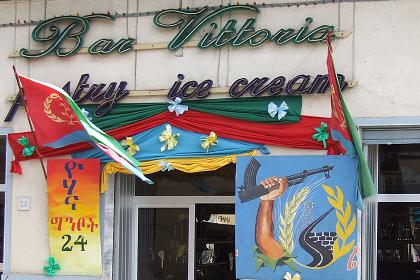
[159,161,174,172]
[268,101,289,120]
[168,97,188,116]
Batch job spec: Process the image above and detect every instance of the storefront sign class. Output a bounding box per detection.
[19,14,135,58]
[47,159,102,276]
[154,5,334,50]
[206,214,236,225]
[4,73,129,122]
[236,156,359,280]
[168,73,347,99]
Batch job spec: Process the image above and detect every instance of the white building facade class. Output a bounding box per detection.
[0,0,420,279]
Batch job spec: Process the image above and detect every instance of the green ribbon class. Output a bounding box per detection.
[17,136,36,157]
[43,256,61,276]
[312,122,329,149]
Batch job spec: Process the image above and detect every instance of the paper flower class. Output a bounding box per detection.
[268,101,289,120]
[284,272,301,280]
[312,122,329,149]
[159,161,174,172]
[168,97,188,116]
[120,136,140,156]
[159,124,180,152]
[17,136,35,157]
[201,131,218,152]
[80,108,93,121]
[43,256,61,276]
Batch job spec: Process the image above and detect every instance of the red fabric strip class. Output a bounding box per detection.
[9,111,331,165]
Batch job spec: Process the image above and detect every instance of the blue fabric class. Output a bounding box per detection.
[331,129,356,155]
[236,155,359,280]
[72,123,262,162]
[45,130,91,148]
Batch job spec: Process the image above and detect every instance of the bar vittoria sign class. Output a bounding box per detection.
[18,5,336,58]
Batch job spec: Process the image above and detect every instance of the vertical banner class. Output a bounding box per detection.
[48,159,102,276]
[236,156,359,280]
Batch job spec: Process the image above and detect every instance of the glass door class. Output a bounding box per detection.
[195,204,235,280]
[135,204,194,280]
[133,199,235,280]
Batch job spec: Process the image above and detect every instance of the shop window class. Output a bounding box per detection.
[134,164,235,196]
[379,144,420,194]
[0,136,5,185]
[376,144,420,280]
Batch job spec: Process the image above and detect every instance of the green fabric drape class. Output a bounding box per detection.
[84,96,302,131]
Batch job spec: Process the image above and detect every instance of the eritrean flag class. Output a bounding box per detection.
[16,73,152,184]
[326,35,375,199]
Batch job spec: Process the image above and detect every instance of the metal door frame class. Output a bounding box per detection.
[133,196,234,280]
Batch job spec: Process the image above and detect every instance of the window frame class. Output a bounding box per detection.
[357,117,420,280]
[0,127,12,279]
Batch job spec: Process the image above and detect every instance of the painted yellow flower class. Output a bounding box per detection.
[159,124,180,152]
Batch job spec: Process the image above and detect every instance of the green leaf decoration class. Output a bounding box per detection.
[43,256,61,276]
[282,258,301,273]
[282,251,297,259]
[312,122,329,149]
[17,136,29,146]
[253,246,299,273]
[252,245,258,254]
[17,136,36,157]
[255,257,264,272]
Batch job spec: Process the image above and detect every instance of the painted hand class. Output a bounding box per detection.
[260,176,288,201]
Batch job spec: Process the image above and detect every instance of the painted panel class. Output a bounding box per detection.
[236,155,359,280]
[47,159,102,276]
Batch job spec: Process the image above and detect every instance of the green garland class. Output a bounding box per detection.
[84,96,302,131]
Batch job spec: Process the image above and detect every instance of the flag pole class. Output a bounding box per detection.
[12,66,48,180]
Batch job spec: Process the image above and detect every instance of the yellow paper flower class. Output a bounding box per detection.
[201,131,218,152]
[159,124,180,152]
[120,136,140,156]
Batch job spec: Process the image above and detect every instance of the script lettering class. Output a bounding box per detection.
[20,14,135,58]
[170,73,348,99]
[154,6,335,50]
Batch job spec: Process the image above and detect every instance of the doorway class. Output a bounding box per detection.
[133,198,235,280]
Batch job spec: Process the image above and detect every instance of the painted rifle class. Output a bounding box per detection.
[238,157,333,203]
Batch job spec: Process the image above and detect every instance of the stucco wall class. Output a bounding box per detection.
[0,0,418,276]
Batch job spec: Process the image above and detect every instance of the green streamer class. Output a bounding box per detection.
[83,96,302,131]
